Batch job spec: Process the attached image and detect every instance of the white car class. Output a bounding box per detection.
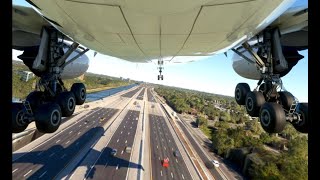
[212,160,220,167]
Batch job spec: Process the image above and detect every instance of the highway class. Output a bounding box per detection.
[86,110,140,180]
[177,121,224,180]
[12,107,119,179]
[12,86,211,180]
[136,87,145,100]
[147,91,194,180]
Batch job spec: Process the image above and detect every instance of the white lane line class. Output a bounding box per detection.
[182,174,185,179]
[79,125,82,127]
[171,172,174,178]
[12,168,18,173]
[61,154,67,159]
[162,138,164,141]
[130,126,132,129]
[169,139,171,142]
[86,125,89,128]
[172,148,173,151]
[176,159,178,163]
[24,170,32,177]
[124,126,126,128]
[78,131,81,135]
[69,131,73,134]
[159,157,160,160]
[160,171,163,176]
[125,140,127,144]
[56,139,61,143]
[164,147,166,150]
[121,131,123,134]
[116,164,119,170]
[49,153,55,157]
[39,171,47,179]
[66,140,70,145]
[93,121,96,123]
[157,145,158,149]
[117,139,119,143]
[128,132,130,135]
[121,151,124,155]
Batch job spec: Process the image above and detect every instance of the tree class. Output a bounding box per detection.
[250,162,284,180]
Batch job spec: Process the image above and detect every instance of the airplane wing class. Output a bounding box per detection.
[13,0,307,63]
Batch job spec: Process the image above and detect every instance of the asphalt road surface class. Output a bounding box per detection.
[136,88,145,100]
[86,110,140,180]
[121,87,142,98]
[12,108,119,179]
[177,121,223,180]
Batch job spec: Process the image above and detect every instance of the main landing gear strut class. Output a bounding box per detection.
[12,27,87,133]
[234,28,308,133]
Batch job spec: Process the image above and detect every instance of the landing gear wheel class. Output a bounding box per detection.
[56,91,76,117]
[161,75,163,80]
[292,103,308,133]
[278,91,294,111]
[259,103,286,133]
[35,103,62,133]
[158,75,160,80]
[26,91,44,110]
[245,91,265,117]
[12,103,28,133]
[235,83,250,105]
[71,83,86,105]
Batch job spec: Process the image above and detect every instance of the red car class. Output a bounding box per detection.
[162,158,169,168]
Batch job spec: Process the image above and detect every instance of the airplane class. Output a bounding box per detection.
[12,0,308,134]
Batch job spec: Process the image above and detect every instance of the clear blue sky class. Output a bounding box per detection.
[13,0,308,102]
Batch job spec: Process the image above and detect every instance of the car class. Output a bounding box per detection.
[173,150,180,157]
[110,149,117,156]
[212,160,220,167]
[125,146,132,153]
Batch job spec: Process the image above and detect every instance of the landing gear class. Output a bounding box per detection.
[157,59,164,80]
[233,28,308,133]
[12,103,28,133]
[35,103,62,133]
[12,27,88,133]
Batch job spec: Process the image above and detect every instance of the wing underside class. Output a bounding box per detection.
[13,0,307,63]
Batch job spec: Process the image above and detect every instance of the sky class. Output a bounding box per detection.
[12,0,308,102]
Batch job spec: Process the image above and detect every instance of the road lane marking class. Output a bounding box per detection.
[24,170,32,177]
[157,145,158,149]
[69,131,73,134]
[12,168,18,173]
[160,171,163,176]
[61,154,67,159]
[125,140,127,144]
[130,126,132,129]
[66,140,70,144]
[39,171,47,179]
[78,131,81,135]
[79,125,82,127]
[128,132,130,135]
[117,139,119,143]
[56,139,61,143]
[171,172,173,178]
[164,147,166,150]
[169,139,170,142]
[121,151,124,154]
[176,159,178,163]
[182,174,185,179]
[121,131,123,134]
[49,153,55,157]
[172,148,173,151]
[116,164,119,170]
[86,125,89,128]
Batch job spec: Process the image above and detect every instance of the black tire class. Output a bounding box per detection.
[71,83,86,105]
[245,91,265,117]
[158,75,160,80]
[259,103,286,133]
[292,103,308,133]
[161,75,164,80]
[235,83,250,105]
[278,91,295,111]
[35,103,62,133]
[56,91,76,117]
[26,91,44,111]
[12,103,28,133]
